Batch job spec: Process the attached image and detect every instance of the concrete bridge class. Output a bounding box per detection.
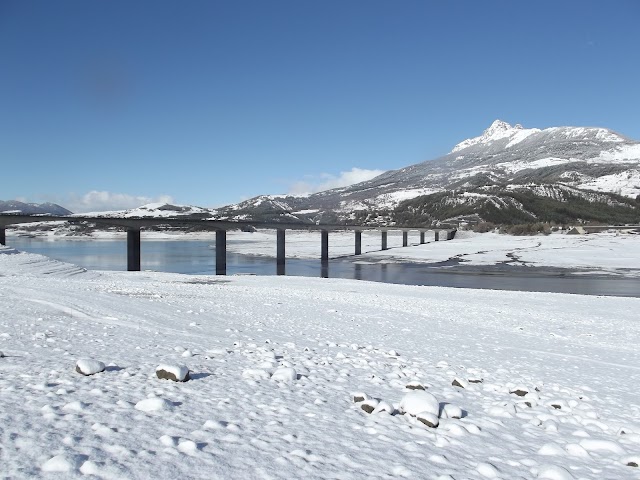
[0,214,456,275]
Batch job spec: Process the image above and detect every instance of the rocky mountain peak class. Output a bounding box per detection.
[483,119,520,137]
[451,120,531,153]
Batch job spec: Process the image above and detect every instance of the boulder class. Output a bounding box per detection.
[352,392,369,403]
[417,412,439,428]
[156,364,190,382]
[399,391,439,417]
[75,359,106,376]
[442,404,463,419]
[452,378,468,389]
[360,399,379,414]
[405,381,425,391]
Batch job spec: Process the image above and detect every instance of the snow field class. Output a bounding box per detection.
[0,248,640,478]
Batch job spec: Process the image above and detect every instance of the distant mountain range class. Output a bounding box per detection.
[4,120,640,227]
[212,120,640,226]
[0,200,72,216]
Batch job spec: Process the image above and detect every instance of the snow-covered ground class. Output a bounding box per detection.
[1,246,640,479]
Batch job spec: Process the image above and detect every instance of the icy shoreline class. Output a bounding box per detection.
[1,247,639,478]
[7,229,640,278]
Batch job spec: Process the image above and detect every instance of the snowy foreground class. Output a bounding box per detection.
[1,247,640,479]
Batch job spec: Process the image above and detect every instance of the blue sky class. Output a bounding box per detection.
[2,1,639,212]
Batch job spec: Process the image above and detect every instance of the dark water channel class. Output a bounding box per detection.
[7,237,640,298]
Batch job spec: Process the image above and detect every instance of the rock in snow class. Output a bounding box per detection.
[352,392,369,403]
[417,412,439,428]
[441,404,463,419]
[156,364,190,382]
[360,399,379,414]
[75,359,106,376]
[398,390,439,417]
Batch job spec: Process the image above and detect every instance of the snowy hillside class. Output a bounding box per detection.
[0,200,72,216]
[214,120,640,225]
[80,202,216,219]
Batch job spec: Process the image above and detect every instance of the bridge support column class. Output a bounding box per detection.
[127,228,141,271]
[381,231,388,250]
[216,230,227,275]
[355,230,362,255]
[420,231,425,244]
[0,227,5,246]
[321,230,329,263]
[402,231,408,247]
[277,229,286,275]
[435,231,440,242]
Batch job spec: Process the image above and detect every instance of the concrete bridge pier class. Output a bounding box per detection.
[381,231,388,250]
[321,230,329,263]
[402,231,409,247]
[216,230,227,275]
[277,229,286,275]
[127,228,141,271]
[420,231,425,244]
[0,227,5,246]
[355,230,362,255]
[434,231,440,241]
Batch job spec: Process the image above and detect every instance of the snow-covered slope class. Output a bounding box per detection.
[81,202,215,219]
[0,200,72,216]
[214,120,640,225]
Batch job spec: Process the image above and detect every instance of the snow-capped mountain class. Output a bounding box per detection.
[6,120,639,227]
[79,202,214,219]
[0,200,72,216]
[215,120,640,225]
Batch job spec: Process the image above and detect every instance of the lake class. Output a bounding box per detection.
[7,236,640,297]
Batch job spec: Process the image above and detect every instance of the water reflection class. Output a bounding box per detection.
[354,263,362,281]
[321,260,329,279]
[7,237,640,298]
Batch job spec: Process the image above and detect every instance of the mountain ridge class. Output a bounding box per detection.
[0,200,72,216]
[4,120,640,228]
[210,119,640,226]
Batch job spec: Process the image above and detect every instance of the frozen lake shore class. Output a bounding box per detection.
[8,229,640,279]
[1,246,639,479]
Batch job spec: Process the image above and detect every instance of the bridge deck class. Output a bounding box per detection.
[0,214,457,275]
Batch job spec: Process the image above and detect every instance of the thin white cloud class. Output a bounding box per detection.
[64,191,174,213]
[288,167,385,196]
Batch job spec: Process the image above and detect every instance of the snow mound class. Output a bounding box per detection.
[398,390,439,416]
[536,464,575,479]
[135,398,174,412]
[75,358,105,376]
[271,366,297,383]
[41,454,82,473]
[156,364,190,382]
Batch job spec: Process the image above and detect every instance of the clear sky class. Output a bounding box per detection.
[2,0,639,212]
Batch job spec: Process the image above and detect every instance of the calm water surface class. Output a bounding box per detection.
[7,237,640,298]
